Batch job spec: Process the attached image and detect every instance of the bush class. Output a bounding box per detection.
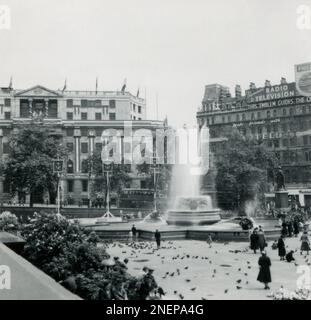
[21,212,157,300]
[0,211,19,231]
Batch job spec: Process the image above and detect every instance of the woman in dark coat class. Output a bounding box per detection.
[154,229,161,249]
[257,227,266,253]
[257,251,272,290]
[250,230,259,254]
[300,232,311,255]
[277,235,286,260]
[293,220,300,237]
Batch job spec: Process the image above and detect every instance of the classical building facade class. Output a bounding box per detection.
[0,85,168,206]
[197,77,311,206]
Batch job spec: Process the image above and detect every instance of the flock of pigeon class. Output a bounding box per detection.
[106,238,310,300]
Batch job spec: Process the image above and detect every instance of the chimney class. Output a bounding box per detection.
[235,85,242,98]
[281,77,287,84]
[250,82,256,90]
[265,80,271,87]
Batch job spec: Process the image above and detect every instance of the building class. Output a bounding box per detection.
[197,74,311,207]
[0,84,168,206]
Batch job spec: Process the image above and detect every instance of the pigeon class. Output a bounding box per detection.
[224,289,228,294]
[244,273,248,276]
[185,279,191,282]
[190,287,196,291]
[174,290,177,294]
[179,294,184,300]
[236,286,242,290]
[238,268,241,271]
[236,279,242,284]
[184,266,189,270]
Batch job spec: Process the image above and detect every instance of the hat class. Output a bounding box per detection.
[262,250,267,255]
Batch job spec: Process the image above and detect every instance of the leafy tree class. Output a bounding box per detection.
[1,123,67,206]
[21,212,158,300]
[214,130,278,212]
[85,151,131,205]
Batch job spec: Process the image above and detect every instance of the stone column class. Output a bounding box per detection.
[44,99,49,118]
[74,128,81,173]
[88,130,95,155]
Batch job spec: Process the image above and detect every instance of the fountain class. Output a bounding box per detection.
[166,125,221,226]
[166,195,221,226]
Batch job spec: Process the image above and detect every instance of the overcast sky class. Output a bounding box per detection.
[1,0,311,127]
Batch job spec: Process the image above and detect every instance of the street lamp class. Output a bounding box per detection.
[150,156,160,213]
[52,157,64,218]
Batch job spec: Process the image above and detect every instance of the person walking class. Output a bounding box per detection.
[250,229,259,254]
[257,251,272,290]
[155,229,161,249]
[281,222,288,237]
[277,235,286,261]
[287,221,293,238]
[131,224,137,240]
[257,226,267,253]
[293,220,300,237]
[300,231,311,255]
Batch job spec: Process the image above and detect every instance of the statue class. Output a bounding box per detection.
[275,166,286,191]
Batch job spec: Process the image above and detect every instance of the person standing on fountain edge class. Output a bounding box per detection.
[132,224,137,240]
[257,251,272,290]
[155,229,161,249]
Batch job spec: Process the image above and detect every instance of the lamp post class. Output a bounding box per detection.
[103,161,113,216]
[150,157,160,213]
[53,157,64,217]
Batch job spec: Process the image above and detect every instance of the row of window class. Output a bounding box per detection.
[66,112,116,121]
[208,105,311,125]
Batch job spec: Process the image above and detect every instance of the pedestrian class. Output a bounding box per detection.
[277,235,286,261]
[281,222,288,237]
[206,234,212,248]
[250,229,259,254]
[293,220,300,237]
[300,231,311,255]
[285,250,295,263]
[257,251,272,290]
[287,221,293,237]
[155,229,161,249]
[257,226,267,253]
[132,224,137,240]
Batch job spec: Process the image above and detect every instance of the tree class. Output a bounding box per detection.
[85,151,131,205]
[1,123,67,206]
[214,130,278,212]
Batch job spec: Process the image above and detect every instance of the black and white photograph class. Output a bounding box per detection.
[1,0,311,307]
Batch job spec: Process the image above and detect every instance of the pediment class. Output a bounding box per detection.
[15,85,62,97]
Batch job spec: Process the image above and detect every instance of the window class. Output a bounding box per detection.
[236,114,240,122]
[20,100,30,118]
[67,180,74,192]
[242,113,246,121]
[66,128,74,136]
[4,112,11,120]
[95,143,102,151]
[81,128,88,136]
[2,128,11,136]
[138,106,142,113]
[283,139,288,147]
[289,108,294,115]
[304,136,309,145]
[67,159,74,173]
[140,181,147,189]
[95,112,102,120]
[274,140,280,148]
[81,100,88,108]
[251,113,255,120]
[283,108,287,116]
[305,152,309,162]
[81,160,89,173]
[48,100,58,118]
[257,127,262,135]
[109,113,116,120]
[4,99,11,107]
[95,100,101,107]
[267,110,271,118]
[290,137,297,146]
[303,106,306,114]
[82,180,88,192]
[222,116,225,123]
[67,112,73,120]
[257,111,261,119]
[2,142,9,154]
[133,104,136,112]
[81,142,88,153]
[81,112,88,120]
[67,99,73,108]
[273,110,277,117]
[67,143,74,152]
[109,100,116,108]
[95,128,102,137]
[228,115,231,122]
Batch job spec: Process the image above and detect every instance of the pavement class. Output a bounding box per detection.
[0,243,81,300]
[105,235,311,300]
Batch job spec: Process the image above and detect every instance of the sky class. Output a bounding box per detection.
[1,0,311,128]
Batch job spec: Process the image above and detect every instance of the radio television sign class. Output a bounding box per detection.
[295,62,311,97]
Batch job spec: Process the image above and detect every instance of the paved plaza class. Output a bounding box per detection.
[106,236,310,300]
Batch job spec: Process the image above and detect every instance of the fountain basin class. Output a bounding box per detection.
[166,209,221,226]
